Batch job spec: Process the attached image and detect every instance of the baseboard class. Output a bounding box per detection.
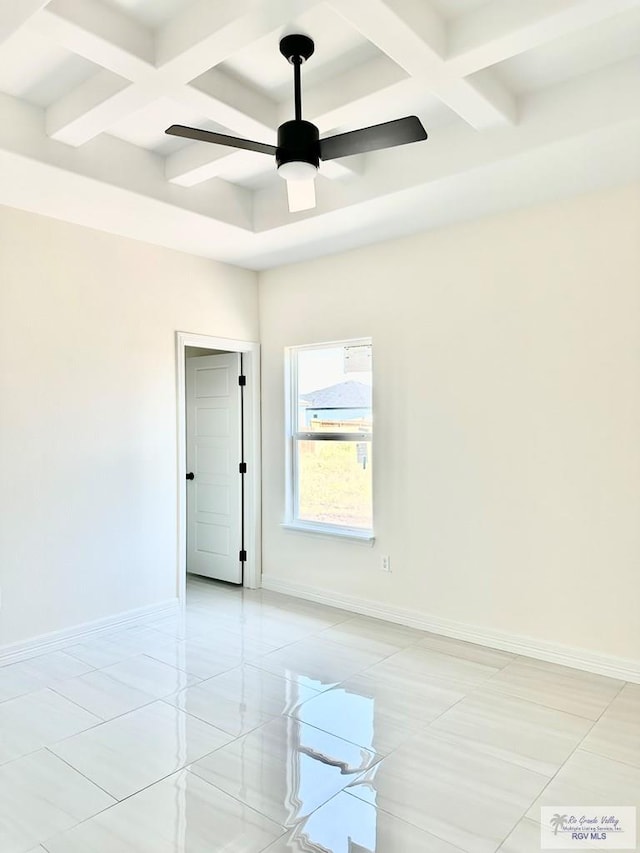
[261,576,640,685]
[0,598,180,667]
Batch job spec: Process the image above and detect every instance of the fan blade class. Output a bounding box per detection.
[320,116,427,161]
[165,125,276,156]
[286,178,316,212]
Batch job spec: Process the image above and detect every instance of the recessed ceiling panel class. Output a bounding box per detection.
[429,0,491,22]
[494,7,640,95]
[99,0,195,28]
[220,3,382,98]
[0,29,98,108]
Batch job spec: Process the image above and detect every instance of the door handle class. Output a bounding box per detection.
[186,472,195,480]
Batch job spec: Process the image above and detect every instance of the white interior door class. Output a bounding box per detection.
[186,353,242,583]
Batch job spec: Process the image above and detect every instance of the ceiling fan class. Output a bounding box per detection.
[165,34,428,213]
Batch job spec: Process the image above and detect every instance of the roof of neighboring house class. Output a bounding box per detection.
[300,380,372,409]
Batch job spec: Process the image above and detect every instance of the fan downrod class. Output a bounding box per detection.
[279,34,314,64]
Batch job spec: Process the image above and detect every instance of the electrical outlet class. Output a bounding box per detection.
[381,555,391,572]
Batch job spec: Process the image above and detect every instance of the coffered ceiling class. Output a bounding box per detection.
[0,0,638,269]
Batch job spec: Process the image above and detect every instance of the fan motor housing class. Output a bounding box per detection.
[276,120,320,170]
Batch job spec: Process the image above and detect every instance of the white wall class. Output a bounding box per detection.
[259,183,640,663]
[0,206,258,647]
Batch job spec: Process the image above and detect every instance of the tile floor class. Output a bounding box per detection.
[0,576,637,853]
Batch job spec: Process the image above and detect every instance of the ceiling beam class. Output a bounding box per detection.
[328,0,517,128]
[0,0,50,47]
[46,71,154,146]
[154,0,316,81]
[0,145,256,262]
[32,0,154,77]
[447,0,640,78]
[34,0,322,147]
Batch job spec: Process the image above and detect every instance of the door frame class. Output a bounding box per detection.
[176,331,261,603]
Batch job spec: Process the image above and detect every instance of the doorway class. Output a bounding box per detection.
[176,332,261,605]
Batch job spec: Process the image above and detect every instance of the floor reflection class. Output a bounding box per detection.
[289,677,376,827]
[287,713,376,825]
[286,793,378,852]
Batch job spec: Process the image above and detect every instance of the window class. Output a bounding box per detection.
[285,339,373,539]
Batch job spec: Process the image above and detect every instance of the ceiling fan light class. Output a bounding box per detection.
[285,177,316,212]
[278,160,318,181]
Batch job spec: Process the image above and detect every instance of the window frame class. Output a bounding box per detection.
[284,338,374,542]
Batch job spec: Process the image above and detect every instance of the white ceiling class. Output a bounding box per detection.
[0,0,638,270]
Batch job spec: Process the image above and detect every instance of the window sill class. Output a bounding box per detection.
[281,521,375,545]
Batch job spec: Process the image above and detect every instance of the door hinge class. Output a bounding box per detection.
[239,462,247,474]
[238,374,246,386]
[239,549,247,562]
